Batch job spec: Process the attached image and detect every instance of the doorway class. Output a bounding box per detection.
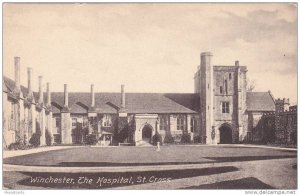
[219,124,232,144]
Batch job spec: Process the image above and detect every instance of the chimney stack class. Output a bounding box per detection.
[64,84,68,107]
[121,84,125,108]
[91,84,95,107]
[38,76,43,104]
[27,68,33,95]
[14,57,21,92]
[46,82,51,106]
[235,60,239,66]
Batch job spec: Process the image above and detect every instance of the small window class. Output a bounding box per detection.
[208,84,209,89]
[229,73,232,80]
[222,102,230,113]
[72,118,77,128]
[220,86,223,94]
[191,118,196,133]
[177,116,184,130]
[102,114,112,127]
[55,118,61,127]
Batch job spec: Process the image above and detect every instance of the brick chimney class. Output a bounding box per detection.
[46,82,51,107]
[14,57,21,93]
[121,84,125,108]
[64,84,68,107]
[38,76,43,104]
[91,84,95,107]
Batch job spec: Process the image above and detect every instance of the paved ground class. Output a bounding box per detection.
[3,145,297,190]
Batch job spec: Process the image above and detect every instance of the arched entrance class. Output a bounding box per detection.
[219,124,233,144]
[142,125,153,143]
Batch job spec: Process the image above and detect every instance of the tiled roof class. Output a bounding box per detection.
[51,92,199,114]
[3,76,199,114]
[3,76,30,97]
[246,92,275,112]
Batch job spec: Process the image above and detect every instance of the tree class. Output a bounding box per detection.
[246,78,256,92]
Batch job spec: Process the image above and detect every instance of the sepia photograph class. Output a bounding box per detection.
[2,2,298,192]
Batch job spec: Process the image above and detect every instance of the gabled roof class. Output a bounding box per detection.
[51,92,199,114]
[246,92,275,112]
[3,76,28,97]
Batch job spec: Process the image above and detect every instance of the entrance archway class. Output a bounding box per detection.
[142,125,153,143]
[219,124,232,144]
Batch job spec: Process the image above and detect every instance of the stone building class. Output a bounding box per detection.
[3,52,293,148]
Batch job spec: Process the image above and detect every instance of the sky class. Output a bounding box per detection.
[3,3,298,104]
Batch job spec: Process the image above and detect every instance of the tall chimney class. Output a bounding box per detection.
[91,84,95,107]
[27,68,33,95]
[14,57,21,92]
[46,82,51,106]
[64,84,68,107]
[121,84,125,108]
[235,60,239,66]
[38,76,43,104]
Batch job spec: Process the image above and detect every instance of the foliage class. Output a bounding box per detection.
[181,133,191,143]
[163,132,174,144]
[246,78,256,92]
[152,133,163,146]
[194,135,202,143]
[8,142,33,150]
[291,131,297,145]
[29,133,41,147]
[86,134,98,145]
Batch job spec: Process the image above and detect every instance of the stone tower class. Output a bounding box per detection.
[199,52,214,144]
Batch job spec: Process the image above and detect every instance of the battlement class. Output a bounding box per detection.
[275,98,290,104]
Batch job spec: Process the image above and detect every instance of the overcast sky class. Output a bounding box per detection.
[3,3,297,104]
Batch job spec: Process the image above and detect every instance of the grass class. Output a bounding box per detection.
[3,145,297,166]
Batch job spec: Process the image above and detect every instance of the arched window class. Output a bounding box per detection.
[229,73,232,80]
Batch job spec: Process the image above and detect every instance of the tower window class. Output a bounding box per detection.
[220,86,223,94]
[222,102,230,113]
[229,73,232,80]
[208,84,209,89]
[225,80,228,94]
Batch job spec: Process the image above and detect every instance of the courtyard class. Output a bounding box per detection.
[3,145,297,189]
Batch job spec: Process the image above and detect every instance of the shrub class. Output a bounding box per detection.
[29,133,41,147]
[194,135,202,143]
[86,134,97,145]
[152,133,163,146]
[8,142,32,150]
[181,134,191,143]
[164,132,174,144]
[45,129,52,146]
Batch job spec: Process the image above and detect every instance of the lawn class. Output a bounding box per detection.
[3,145,297,166]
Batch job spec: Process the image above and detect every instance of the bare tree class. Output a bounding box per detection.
[246,78,256,92]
